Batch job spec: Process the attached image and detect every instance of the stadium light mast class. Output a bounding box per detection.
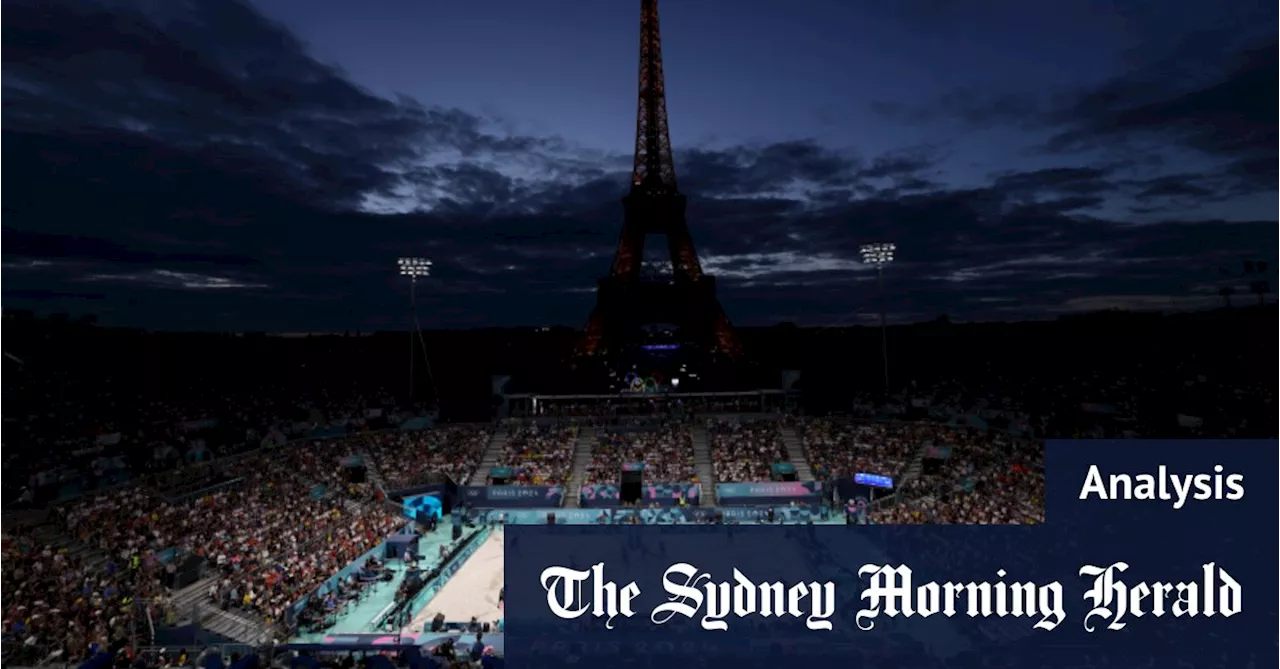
[397,257,433,401]
[859,242,896,392]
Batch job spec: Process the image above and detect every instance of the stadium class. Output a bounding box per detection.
[2,304,1272,668]
[1,0,1275,668]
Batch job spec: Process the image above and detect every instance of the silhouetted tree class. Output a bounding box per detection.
[1249,281,1268,305]
[1218,285,1236,307]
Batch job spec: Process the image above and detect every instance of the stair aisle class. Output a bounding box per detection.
[898,443,931,486]
[780,425,817,482]
[468,431,508,486]
[358,448,389,494]
[170,577,218,625]
[691,423,717,504]
[564,427,597,508]
[197,604,271,644]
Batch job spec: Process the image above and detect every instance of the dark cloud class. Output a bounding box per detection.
[1131,175,1214,201]
[991,167,1115,197]
[1045,41,1277,183]
[3,0,418,208]
[3,230,258,267]
[859,153,935,181]
[2,0,1275,330]
[870,30,1276,200]
[1,0,572,211]
[3,289,106,301]
[680,141,855,196]
[868,90,1044,130]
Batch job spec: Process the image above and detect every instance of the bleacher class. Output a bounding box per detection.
[364,426,491,491]
[707,417,790,482]
[492,424,576,486]
[585,426,695,484]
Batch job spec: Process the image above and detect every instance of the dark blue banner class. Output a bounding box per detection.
[461,485,564,507]
[580,483,700,508]
[505,440,1278,668]
[715,480,823,506]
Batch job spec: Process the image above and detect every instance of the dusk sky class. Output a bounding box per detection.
[2,0,1276,330]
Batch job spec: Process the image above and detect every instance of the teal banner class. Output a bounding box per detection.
[716,480,823,506]
[771,462,796,475]
[489,466,514,478]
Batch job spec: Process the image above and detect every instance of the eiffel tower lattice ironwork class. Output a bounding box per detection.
[576,0,742,357]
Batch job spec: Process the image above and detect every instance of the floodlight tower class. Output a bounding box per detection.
[397,257,432,400]
[859,242,896,391]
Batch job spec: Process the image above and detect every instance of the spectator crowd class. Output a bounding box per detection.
[3,437,404,665]
[364,427,492,490]
[1,519,165,666]
[869,429,1044,525]
[495,424,576,485]
[585,427,696,484]
[798,417,1045,524]
[94,445,398,620]
[707,418,789,482]
[800,419,932,480]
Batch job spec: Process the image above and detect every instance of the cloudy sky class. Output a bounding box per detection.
[2,0,1275,330]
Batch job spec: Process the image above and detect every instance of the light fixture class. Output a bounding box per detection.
[396,256,434,401]
[859,243,896,391]
[397,257,433,278]
[859,242,896,266]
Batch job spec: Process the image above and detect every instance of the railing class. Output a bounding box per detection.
[383,471,457,498]
[198,602,270,644]
[162,476,246,504]
[146,603,156,645]
[21,412,851,514]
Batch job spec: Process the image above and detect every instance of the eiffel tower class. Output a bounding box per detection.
[576,0,742,357]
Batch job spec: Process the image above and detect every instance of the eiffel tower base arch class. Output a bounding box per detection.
[579,275,737,357]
